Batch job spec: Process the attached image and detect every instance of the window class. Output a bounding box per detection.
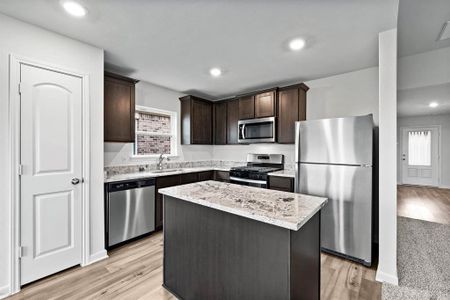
[408,130,431,166]
[134,106,177,156]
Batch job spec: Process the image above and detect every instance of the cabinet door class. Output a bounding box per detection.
[156,175,180,229]
[268,176,294,192]
[192,100,212,144]
[227,99,240,144]
[238,95,255,119]
[180,173,198,184]
[255,90,276,118]
[278,88,299,144]
[214,171,230,182]
[214,102,227,145]
[104,76,135,142]
[198,171,214,181]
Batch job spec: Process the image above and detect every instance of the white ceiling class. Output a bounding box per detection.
[0,0,397,99]
[398,83,450,117]
[398,0,450,57]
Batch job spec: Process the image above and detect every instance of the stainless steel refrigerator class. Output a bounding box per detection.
[294,115,373,266]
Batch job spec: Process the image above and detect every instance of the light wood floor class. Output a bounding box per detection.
[8,231,381,300]
[398,185,450,225]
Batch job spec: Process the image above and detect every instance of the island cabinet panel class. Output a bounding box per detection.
[226,99,240,144]
[238,95,255,119]
[277,84,309,144]
[213,101,227,145]
[163,196,320,300]
[104,72,138,142]
[180,95,213,145]
[255,90,276,118]
[268,176,294,192]
[155,175,180,229]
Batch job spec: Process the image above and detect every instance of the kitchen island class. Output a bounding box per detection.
[159,181,327,300]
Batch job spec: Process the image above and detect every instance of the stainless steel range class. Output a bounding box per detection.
[229,154,284,188]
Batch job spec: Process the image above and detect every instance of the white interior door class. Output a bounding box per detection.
[401,127,439,186]
[20,63,83,285]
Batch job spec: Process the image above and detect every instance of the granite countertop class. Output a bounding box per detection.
[105,167,230,183]
[268,169,295,178]
[159,180,327,231]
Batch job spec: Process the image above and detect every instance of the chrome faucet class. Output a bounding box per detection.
[157,154,170,170]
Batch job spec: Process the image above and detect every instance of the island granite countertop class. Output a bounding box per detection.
[159,180,327,231]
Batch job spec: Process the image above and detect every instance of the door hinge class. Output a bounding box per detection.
[18,164,23,176]
[18,82,23,95]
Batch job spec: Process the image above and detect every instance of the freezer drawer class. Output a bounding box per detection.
[108,184,155,247]
[295,163,372,265]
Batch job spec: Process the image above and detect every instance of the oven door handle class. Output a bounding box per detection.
[229,176,267,185]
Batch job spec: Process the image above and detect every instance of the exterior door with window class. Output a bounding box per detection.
[401,127,439,186]
[20,63,83,284]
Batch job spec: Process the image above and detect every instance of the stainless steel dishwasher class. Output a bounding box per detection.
[106,178,155,248]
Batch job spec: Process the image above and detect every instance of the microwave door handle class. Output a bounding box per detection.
[241,124,246,139]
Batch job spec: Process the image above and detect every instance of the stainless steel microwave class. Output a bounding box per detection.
[238,117,276,143]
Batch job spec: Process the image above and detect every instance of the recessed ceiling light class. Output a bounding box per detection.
[62,1,87,17]
[429,102,439,108]
[289,38,306,51]
[209,68,222,77]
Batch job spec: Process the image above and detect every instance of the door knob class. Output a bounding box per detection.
[71,178,81,185]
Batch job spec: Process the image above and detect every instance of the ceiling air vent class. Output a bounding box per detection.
[438,21,450,41]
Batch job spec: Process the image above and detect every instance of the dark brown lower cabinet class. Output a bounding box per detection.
[214,170,230,182]
[198,171,214,181]
[155,175,180,229]
[268,176,294,192]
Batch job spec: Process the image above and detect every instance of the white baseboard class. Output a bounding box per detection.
[376,270,399,285]
[0,285,11,300]
[84,250,108,266]
[439,184,450,190]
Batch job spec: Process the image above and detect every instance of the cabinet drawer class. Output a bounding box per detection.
[180,172,198,184]
[268,176,294,192]
[198,171,214,181]
[214,171,230,182]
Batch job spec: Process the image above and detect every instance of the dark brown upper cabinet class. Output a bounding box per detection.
[180,95,213,144]
[277,83,309,144]
[238,95,255,119]
[226,99,239,144]
[104,72,139,142]
[255,89,276,118]
[213,101,227,145]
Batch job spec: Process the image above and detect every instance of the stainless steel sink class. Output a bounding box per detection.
[150,169,183,174]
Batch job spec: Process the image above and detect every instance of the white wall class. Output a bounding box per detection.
[397,114,450,188]
[104,81,214,166]
[0,14,105,297]
[376,28,398,285]
[398,47,450,90]
[306,67,380,125]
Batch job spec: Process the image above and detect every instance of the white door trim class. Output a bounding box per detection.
[399,125,441,187]
[8,54,91,294]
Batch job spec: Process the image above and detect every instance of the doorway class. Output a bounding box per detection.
[14,60,86,286]
[400,126,440,187]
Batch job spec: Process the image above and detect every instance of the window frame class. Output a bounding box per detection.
[132,105,178,158]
